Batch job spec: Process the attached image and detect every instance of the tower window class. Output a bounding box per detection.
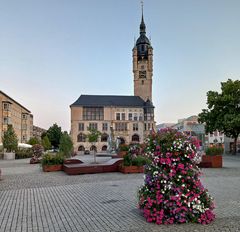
[142,80,144,85]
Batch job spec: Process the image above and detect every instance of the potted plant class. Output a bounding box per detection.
[201,146,223,168]
[30,144,44,164]
[41,152,65,172]
[2,125,18,160]
[119,145,150,173]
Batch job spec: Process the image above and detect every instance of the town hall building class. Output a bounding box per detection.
[70,10,156,153]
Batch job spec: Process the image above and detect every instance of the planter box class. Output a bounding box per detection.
[42,164,63,172]
[201,155,222,168]
[119,165,144,174]
[4,152,15,160]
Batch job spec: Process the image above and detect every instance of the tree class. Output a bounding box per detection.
[28,137,40,145]
[46,123,62,149]
[59,132,73,158]
[198,79,240,154]
[87,128,101,163]
[41,135,51,151]
[2,125,18,152]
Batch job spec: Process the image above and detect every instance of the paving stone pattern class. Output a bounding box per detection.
[0,155,240,232]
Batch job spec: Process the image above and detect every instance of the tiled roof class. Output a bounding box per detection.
[70,95,154,108]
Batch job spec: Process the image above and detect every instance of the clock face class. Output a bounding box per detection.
[139,70,146,78]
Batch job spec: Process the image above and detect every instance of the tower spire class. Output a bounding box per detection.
[140,0,146,34]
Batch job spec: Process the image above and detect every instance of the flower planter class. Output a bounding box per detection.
[201,155,222,168]
[119,165,144,174]
[42,164,63,172]
[4,152,15,160]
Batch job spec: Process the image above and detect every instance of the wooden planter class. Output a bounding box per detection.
[201,155,222,168]
[119,165,144,174]
[42,164,63,172]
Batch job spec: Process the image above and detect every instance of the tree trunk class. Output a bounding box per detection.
[232,137,237,155]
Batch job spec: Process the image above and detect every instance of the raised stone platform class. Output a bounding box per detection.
[63,158,123,175]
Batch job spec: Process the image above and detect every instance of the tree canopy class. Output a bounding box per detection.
[198,79,240,154]
[46,123,62,148]
[59,132,73,157]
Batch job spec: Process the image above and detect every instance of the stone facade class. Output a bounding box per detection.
[70,11,155,153]
[0,90,33,144]
[33,125,47,140]
[71,104,155,153]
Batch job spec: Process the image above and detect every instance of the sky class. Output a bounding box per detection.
[1,0,240,131]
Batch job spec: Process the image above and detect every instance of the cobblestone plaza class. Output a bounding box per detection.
[0,155,240,232]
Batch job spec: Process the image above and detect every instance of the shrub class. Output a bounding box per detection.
[205,146,223,156]
[119,144,129,151]
[28,137,40,145]
[41,135,51,151]
[16,148,33,159]
[41,152,65,166]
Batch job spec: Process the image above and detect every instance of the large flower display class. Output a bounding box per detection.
[138,128,215,224]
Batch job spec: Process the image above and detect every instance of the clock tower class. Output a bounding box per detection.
[133,6,153,102]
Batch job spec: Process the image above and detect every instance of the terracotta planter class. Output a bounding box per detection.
[119,165,144,174]
[201,155,222,168]
[42,164,63,172]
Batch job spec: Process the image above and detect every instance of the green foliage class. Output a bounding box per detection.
[59,132,73,158]
[41,152,65,166]
[205,146,224,156]
[87,128,101,143]
[46,123,63,148]
[28,137,40,145]
[2,125,18,152]
[198,79,240,154]
[123,144,150,166]
[15,148,33,159]
[41,135,51,151]
[119,144,129,151]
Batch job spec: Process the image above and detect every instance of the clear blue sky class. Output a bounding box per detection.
[1,0,240,131]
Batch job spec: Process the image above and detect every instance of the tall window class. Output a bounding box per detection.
[77,133,86,142]
[133,123,138,131]
[128,113,132,121]
[121,113,125,121]
[101,133,108,142]
[79,123,84,131]
[102,123,108,131]
[116,113,121,120]
[3,103,10,111]
[83,107,104,120]
[22,114,28,120]
[133,113,138,121]
[115,122,128,131]
[89,123,98,130]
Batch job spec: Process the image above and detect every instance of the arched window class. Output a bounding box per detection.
[132,134,140,142]
[101,133,108,142]
[90,145,97,152]
[102,145,107,151]
[77,133,86,142]
[119,137,125,145]
[78,145,85,151]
